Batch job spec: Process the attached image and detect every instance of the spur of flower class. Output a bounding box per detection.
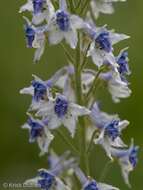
[24,151,76,189]
[90,102,129,159]
[111,139,139,187]
[22,115,54,155]
[90,0,126,19]
[84,24,129,68]
[75,167,119,190]
[47,0,84,48]
[36,94,91,137]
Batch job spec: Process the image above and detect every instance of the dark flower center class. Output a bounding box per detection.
[56,10,70,31]
[105,120,120,141]
[54,96,68,118]
[129,147,138,168]
[84,180,99,190]
[33,0,44,14]
[117,51,130,81]
[32,80,47,102]
[38,170,55,189]
[95,32,111,53]
[25,26,35,48]
[28,118,43,141]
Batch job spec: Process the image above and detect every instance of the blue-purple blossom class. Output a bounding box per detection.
[22,116,54,155]
[36,94,91,137]
[23,17,47,61]
[86,25,129,67]
[20,75,51,110]
[111,140,139,187]
[47,0,84,48]
[24,152,75,189]
[91,102,129,159]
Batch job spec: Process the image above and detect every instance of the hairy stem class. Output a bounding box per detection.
[56,129,80,156]
[74,33,89,175]
[86,129,98,154]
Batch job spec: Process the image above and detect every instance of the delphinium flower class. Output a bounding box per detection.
[90,0,126,19]
[22,115,54,155]
[19,0,54,25]
[90,102,129,159]
[84,24,129,68]
[75,167,119,190]
[24,151,76,189]
[111,140,139,187]
[23,17,47,62]
[19,0,139,189]
[47,0,84,48]
[36,94,90,137]
[100,69,131,102]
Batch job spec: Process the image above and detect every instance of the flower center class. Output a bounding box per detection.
[56,10,70,31]
[32,80,47,101]
[105,120,120,141]
[38,170,55,189]
[28,118,43,140]
[33,0,44,14]
[129,147,138,168]
[117,51,129,76]
[54,96,68,118]
[25,26,35,48]
[84,180,99,190]
[95,32,111,53]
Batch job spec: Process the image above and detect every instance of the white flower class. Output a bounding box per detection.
[47,0,84,48]
[90,0,126,19]
[91,102,129,159]
[23,17,47,62]
[24,169,71,190]
[22,116,54,156]
[20,74,51,110]
[100,69,131,103]
[87,25,129,67]
[111,139,139,187]
[36,94,91,137]
[19,0,54,25]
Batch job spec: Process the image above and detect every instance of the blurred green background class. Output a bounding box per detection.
[0,1,143,189]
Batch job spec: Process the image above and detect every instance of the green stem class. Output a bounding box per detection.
[69,0,75,13]
[56,129,80,156]
[99,160,113,181]
[86,129,98,154]
[86,68,102,101]
[61,44,75,64]
[74,33,89,175]
[79,0,91,16]
[80,41,91,71]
